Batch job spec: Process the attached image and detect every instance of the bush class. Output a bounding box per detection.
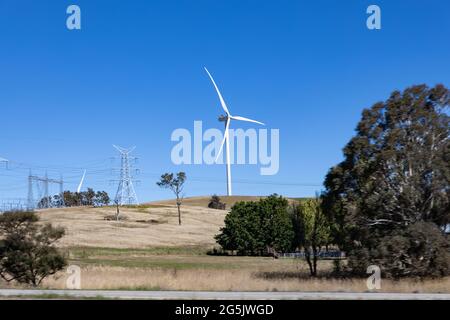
[215,194,294,255]
[208,195,226,210]
[0,211,67,286]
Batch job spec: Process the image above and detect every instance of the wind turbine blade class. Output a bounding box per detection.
[215,119,230,162]
[77,170,86,193]
[230,115,265,126]
[204,67,230,116]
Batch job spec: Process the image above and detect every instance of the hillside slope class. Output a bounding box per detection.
[38,203,227,249]
[36,196,299,249]
[149,195,266,208]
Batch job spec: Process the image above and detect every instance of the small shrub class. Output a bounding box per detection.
[208,195,226,210]
[206,247,229,256]
[104,215,128,221]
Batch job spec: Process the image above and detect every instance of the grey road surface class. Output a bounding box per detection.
[0,289,449,300]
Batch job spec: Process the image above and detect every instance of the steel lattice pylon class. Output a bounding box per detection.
[27,171,64,210]
[113,145,139,205]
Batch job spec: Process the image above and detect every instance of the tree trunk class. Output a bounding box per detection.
[176,205,181,225]
[176,197,181,225]
[115,201,120,221]
[312,247,318,277]
[305,250,314,276]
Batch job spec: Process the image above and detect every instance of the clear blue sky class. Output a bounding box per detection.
[0,0,449,202]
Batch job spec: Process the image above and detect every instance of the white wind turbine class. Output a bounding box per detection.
[204,67,265,196]
[77,170,86,193]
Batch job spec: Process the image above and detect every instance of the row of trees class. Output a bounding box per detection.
[38,189,110,208]
[215,194,331,276]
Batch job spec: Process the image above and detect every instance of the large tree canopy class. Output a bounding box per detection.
[322,84,450,277]
[215,195,294,255]
[0,211,66,286]
[291,197,332,276]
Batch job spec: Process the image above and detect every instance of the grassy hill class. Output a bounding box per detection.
[149,195,266,208]
[37,202,226,249]
[149,195,307,207]
[36,195,304,249]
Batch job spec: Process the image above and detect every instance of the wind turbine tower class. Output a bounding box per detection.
[113,145,139,205]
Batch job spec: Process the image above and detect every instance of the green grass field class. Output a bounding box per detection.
[66,246,303,270]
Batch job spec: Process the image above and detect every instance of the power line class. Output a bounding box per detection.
[27,172,64,210]
[5,158,110,173]
[0,153,323,204]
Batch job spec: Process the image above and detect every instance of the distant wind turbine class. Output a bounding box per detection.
[77,170,86,193]
[0,157,8,169]
[204,67,265,196]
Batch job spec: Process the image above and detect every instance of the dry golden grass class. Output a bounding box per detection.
[149,195,266,208]
[33,265,450,293]
[150,195,302,208]
[37,204,226,248]
[1,245,448,293]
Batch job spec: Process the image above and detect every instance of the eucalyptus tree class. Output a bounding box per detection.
[322,84,450,277]
[157,172,186,225]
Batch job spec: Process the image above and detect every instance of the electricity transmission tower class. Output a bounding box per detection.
[27,172,65,210]
[112,145,139,205]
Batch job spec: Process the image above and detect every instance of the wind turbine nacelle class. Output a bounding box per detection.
[218,115,228,122]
